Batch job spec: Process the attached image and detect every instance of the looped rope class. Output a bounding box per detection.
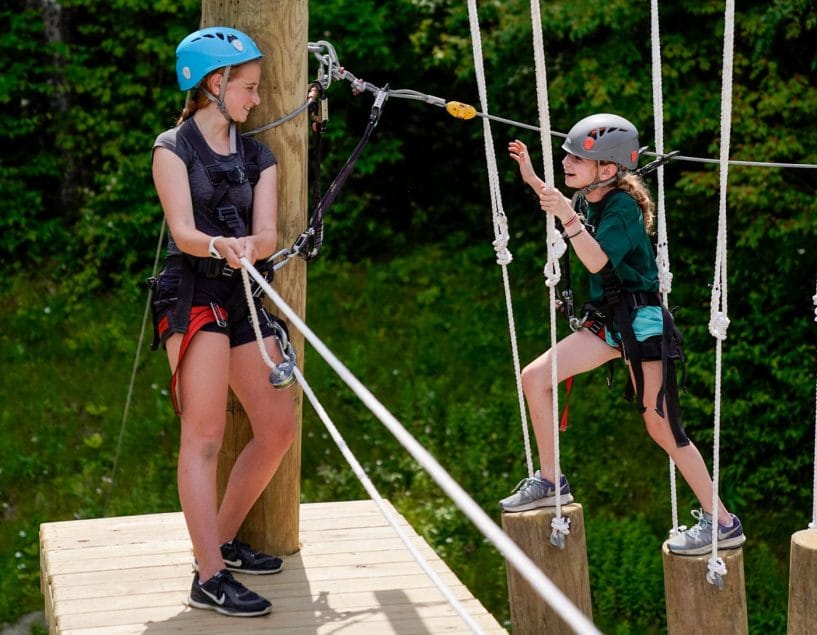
[708,310,731,341]
[550,515,571,536]
[707,0,736,575]
[466,0,534,478]
[526,0,567,524]
[706,556,728,588]
[492,214,513,265]
[812,277,817,530]
[549,515,571,550]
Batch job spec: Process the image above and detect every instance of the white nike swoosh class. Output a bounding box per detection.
[224,558,243,567]
[202,588,226,605]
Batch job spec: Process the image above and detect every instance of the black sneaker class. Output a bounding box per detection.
[220,539,284,575]
[188,569,271,617]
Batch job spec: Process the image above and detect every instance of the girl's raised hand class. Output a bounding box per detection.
[508,139,542,191]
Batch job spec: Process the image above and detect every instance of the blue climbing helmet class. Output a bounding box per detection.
[562,113,641,170]
[176,26,263,91]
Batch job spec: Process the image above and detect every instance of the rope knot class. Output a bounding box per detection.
[657,268,674,295]
[492,213,513,265]
[551,515,571,535]
[543,260,561,288]
[706,556,728,589]
[549,515,571,550]
[708,312,730,340]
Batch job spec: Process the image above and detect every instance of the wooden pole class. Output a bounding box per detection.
[201,0,309,556]
[787,528,817,634]
[662,544,748,634]
[501,504,593,635]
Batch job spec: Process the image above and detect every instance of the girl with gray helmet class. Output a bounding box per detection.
[500,114,745,557]
[150,26,296,617]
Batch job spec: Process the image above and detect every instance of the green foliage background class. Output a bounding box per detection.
[1,0,816,632]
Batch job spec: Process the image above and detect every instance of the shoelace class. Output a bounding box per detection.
[510,476,542,495]
[686,509,712,538]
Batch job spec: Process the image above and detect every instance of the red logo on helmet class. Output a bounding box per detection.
[631,150,638,163]
[583,137,595,151]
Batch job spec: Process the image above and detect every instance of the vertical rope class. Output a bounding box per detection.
[105,219,167,514]
[706,0,736,587]
[465,0,534,478]
[649,0,681,535]
[811,279,817,530]
[527,0,569,544]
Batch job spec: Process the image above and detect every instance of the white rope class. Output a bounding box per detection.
[106,219,167,513]
[294,366,486,634]
[650,0,681,536]
[707,0,736,586]
[527,0,569,541]
[465,0,534,478]
[811,280,817,530]
[241,257,601,635]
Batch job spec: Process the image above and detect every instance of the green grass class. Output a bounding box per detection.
[0,242,793,632]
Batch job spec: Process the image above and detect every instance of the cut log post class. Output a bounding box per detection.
[662,543,748,634]
[501,503,593,635]
[202,0,309,556]
[787,528,817,635]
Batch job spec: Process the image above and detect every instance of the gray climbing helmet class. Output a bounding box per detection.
[562,113,641,170]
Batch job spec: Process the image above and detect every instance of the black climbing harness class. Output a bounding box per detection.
[555,180,689,448]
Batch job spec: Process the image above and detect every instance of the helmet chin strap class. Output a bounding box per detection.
[572,163,624,203]
[201,65,238,154]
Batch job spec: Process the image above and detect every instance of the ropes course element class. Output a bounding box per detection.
[240,257,601,635]
[526,0,570,550]
[464,1,535,484]
[705,0,736,591]
[298,40,817,172]
[649,0,683,538]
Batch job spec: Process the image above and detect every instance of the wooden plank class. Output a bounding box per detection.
[41,501,507,634]
[62,611,508,635]
[56,597,492,630]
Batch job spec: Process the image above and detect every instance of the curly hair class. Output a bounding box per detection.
[616,172,655,234]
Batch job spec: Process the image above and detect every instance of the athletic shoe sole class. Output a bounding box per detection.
[666,533,746,556]
[500,492,574,513]
[193,559,284,575]
[188,595,271,617]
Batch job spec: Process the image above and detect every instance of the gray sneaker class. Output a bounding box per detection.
[499,470,573,512]
[666,509,746,556]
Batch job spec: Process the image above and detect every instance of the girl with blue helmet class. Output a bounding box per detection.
[501,114,745,557]
[151,26,295,617]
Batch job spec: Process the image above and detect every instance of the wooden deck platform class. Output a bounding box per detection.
[40,499,507,634]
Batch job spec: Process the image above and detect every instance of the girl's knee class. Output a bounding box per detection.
[254,410,297,451]
[643,413,674,451]
[521,362,551,395]
[180,435,223,461]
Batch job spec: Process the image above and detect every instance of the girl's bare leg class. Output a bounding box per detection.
[636,361,732,525]
[521,330,621,483]
[166,331,231,581]
[216,337,297,543]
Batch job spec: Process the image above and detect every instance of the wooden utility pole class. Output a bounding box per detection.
[201,0,309,556]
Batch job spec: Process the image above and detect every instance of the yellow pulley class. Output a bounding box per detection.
[445,101,478,120]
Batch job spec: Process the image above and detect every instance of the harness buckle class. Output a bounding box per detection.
[210,302,228,327]
[225,165,247,185]
[216,205,243,232]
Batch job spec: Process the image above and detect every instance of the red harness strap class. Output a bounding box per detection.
[158,304,228,415]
